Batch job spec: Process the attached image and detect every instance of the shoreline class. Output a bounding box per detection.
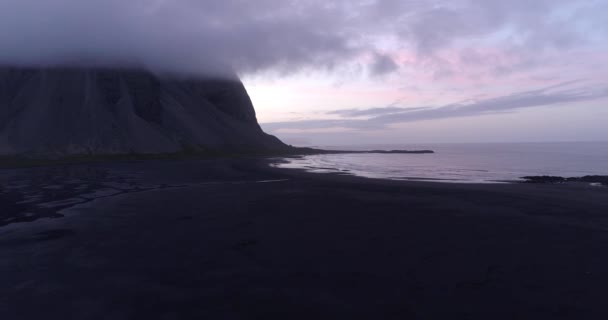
[1,157,608,319]
[2,156,607,228]
[269,155,608,186]
[0,146,434,169]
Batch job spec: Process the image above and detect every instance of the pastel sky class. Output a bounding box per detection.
[1,0,607,145]
[241,0,608,145]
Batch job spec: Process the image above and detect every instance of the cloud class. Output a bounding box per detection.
[0,0,359,77]
[262,81,608,132]
[369,53,399,76]
[275,127,355,134]
[327,107,429,118]
[0,0,604,79]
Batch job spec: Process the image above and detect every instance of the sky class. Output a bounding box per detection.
[1,0,607,145]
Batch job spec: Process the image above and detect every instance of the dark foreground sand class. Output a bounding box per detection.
[1,158,608,319]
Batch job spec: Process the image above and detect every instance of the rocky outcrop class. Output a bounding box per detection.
[521,175,608,186]
[0,66,287,157]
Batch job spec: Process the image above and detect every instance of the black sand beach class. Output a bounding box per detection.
[1,158,608,319]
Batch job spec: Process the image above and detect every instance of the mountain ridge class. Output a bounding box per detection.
[0,66,288,157]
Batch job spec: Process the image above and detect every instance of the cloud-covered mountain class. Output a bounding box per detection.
[0,67,286,156]
[0,1,606,147]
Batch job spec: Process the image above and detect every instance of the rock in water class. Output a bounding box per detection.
[0,66,287,156]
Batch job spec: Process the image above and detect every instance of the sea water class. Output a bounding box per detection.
[273,142,608,183]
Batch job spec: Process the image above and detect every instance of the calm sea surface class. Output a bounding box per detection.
[273,142,608,183]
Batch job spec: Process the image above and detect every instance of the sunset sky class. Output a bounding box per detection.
[2,0,607,145]
[242,0,608,145]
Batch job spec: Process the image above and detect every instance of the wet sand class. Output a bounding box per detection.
[1,158,608,319]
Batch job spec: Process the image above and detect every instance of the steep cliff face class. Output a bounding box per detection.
[0,67,287,156]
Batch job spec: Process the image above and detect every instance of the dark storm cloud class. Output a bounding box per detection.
[263,82,608,131]
[0,0,603,77]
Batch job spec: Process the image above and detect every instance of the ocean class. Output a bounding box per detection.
[273,141,608,183]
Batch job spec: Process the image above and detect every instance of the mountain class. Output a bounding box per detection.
[0,66,288,157]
